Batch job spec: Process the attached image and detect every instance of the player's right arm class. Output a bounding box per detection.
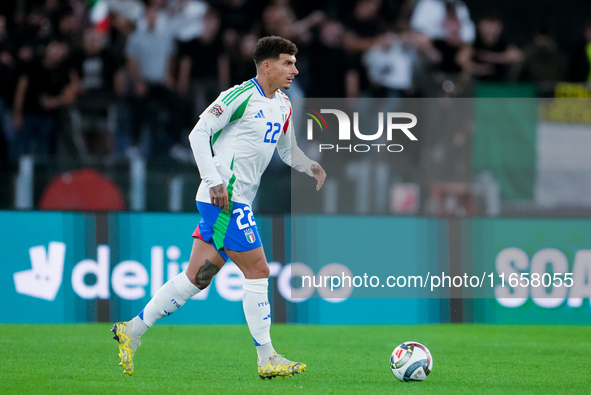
[190,82,255,209]
[188,96,234,211]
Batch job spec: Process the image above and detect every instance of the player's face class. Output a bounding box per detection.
[270,54,298,90]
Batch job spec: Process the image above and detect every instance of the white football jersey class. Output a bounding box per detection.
[188,78,316,206]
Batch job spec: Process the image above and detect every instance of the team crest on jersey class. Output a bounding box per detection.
[208,104,224,118]
[280,106,285,112]
[244,228,256,243]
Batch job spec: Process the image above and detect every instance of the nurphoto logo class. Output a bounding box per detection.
[304,107,418,153]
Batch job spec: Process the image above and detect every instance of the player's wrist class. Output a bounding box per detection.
[204,177,224,189]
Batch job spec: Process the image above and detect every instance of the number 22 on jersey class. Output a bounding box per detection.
[263,122,281,143]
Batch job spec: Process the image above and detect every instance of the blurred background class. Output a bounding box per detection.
[2,0,591,327]
[0,0,590,215]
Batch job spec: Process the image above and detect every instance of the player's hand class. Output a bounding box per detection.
[210,184,229,212]
[311,163,326,191]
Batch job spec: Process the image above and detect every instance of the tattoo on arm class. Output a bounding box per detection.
[195,259,220,290]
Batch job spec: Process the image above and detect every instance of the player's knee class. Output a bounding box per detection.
[251,263,270,279]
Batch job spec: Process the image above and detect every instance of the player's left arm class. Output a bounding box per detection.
[276,105,326,191]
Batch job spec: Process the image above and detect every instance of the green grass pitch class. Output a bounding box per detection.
[1,324,589,394]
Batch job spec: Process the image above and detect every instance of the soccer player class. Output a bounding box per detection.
[111,36,326,378]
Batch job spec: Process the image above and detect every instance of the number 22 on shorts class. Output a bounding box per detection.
[233,206,256,230]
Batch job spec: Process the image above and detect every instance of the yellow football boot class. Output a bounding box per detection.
[258,353,306,379]
[111,321,141,375]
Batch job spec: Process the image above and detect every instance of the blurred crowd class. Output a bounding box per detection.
[0,0,590,165]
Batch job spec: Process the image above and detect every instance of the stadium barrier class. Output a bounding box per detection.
[1,211,590,324]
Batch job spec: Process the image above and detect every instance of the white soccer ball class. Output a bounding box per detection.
[390,341,433,382]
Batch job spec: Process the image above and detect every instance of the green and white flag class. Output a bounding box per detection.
[88,0,109,33]
[474,93,591,207]
[535,99,591,207]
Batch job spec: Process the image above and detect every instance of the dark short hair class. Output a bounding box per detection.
[253,36,298,66]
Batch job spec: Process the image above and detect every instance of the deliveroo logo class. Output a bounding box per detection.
[13,242,65,301]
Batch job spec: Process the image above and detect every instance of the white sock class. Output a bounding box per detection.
[130,316,148,337]
[242,278,275,361]
[256,342,275,362]
[136,272,200,332]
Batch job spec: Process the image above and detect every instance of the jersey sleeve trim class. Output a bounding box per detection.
[222,81,255,105]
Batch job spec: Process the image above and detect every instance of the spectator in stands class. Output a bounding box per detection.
[12,38,79,157]
[261,5,292,39]
[342,0,390,97]
[411,0,475,43]
[72,28,124,96]
[125,5,180,158]
[0,15,18,160]
[105,0,145,23]
[518,24,565,95]
[307,19,356,98]
[177,9,229,125]
[168,0,209,44]
[107,12,136,66]
[569,18,591,83]
[228,33,258,87]
[422,9,472,96]
[217,0,258,52]
[431,12,469,74]
[148,0,167,12]
[65,0,88,32]
[43,0,67,33]
[135,0,171,33]
[260,1,324,44]
[0,119,7,169]
[55,6,82,50]
[11,6,53,65]
[70,27,125,154]
[258,1,323,98]
[218,0,258,34]
[464,12,522,82]
[105,13,137,158]
[284,0,331,20]
[362,17,431,97]
[343,0,387,53]
[0,15,16,162]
